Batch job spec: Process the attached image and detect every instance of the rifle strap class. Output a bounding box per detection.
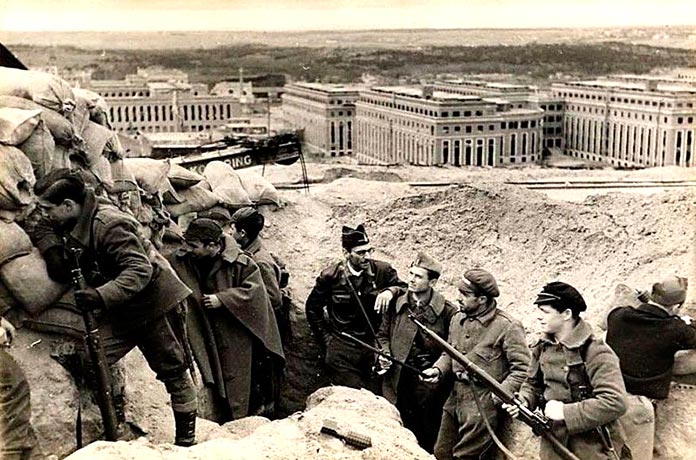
[341,266,380,342]
[469,381,520,460]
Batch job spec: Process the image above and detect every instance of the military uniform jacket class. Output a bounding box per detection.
[377,288,457,403]
[305,259,405,344]
[433,302,530,396]
[606,302,696,399]
[519,319,628,460]
[34,190,191,335]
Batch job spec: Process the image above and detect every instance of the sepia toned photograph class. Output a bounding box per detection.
[0,1,694,459]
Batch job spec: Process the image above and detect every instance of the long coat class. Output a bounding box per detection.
[167,236,285,420]
[377,288,457,403]
[519,319,628,460]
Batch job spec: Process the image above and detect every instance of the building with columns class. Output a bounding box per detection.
[282,83,360,157]
[552,79,695,167]
[77,67,243,134]
[354,86,544,166]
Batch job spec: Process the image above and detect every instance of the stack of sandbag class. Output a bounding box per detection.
[165,163,219,218]
[0,145,36,219]
[237,167,282,208]
[0,214,68,320]
[203,160,253,208]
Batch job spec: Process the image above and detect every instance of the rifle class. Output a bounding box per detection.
[66,246,119,442]
[338,331,428,378]
[409,315,580,460]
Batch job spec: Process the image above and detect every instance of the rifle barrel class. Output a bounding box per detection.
[338,332,428,378]
[408,315,580,460]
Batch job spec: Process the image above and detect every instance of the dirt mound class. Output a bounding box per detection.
[320,167,403,183]
[63,386,430,460]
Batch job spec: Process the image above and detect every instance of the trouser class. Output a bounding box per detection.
[324,334,379,394]
[0,349,39,460]
[619,394,655,460]
[396,368,450,453]
[102,311,197,413]
[434,383,498,460]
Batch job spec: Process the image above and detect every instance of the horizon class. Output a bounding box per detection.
[1,1,695,32]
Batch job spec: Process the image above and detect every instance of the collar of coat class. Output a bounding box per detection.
[244,236,262,255]
[459,300,498,326]
[395,288,446,317]
[536,318,594,349]
[340,260,375,280]
[639,301,675,317]
[68,188,100,247]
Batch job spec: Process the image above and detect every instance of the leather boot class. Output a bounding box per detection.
[173,410,196,447]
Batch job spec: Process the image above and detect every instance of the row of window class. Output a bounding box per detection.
[540,103,564,111]
[558,90,694,109]
[100,90,150,98]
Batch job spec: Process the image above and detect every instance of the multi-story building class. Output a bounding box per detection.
[282,83,360,156]
[78,67,244,134]
[354,86,543,166]
[552,79,696,167]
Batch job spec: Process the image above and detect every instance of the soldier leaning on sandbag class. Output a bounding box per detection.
[605,275,696,460]
[376,252,457,453]
[305,224,406,392]
[29,169,198,447]
[166,218,285,422]
[421,269,529,460]
[0,317,40,460]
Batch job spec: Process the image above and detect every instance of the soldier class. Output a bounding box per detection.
[0,317,40,460]
[606,275,696,460]
[421,269,529,460]
[376,252,457,453]
[32,169,198,447]
[503,282,630,460]
[167,218,285,422]
[305,224,405,391]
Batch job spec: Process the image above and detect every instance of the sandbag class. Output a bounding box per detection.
[81,121,123,165]
[89,156,114,190]
[0,221,32,266]
[0,145,36,211]
[73,88,111,127]
[203,161,251,207]
[124,157,170,195]
[0,67,75,115]
[52,144,73,170]
[0,107,41,146]
[168,163,203,189]
[166,182,219,217]
[238,169,282,207]
[0,282,18,316]
[20,290,84,339]
[0,95,75,146]
[17,119,54,179]
[0,248,69,316]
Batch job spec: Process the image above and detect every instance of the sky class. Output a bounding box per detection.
[1,0,694,32]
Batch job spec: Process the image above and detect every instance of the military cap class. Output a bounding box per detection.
[342,224,371,252]
[230,206,259,224]
[411,251,442,276]
[534,281,587,315]
[458,268,500,298]
[652,275,688,307]
[198,205,232,224]
[184,218,223,242]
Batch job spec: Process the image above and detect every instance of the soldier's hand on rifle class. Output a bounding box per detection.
[374,290,394,314]
[0,317,16,347]
[544,399,565,421]
[75,288,104,311]
[203,294,222,309]
[420,367,442,384]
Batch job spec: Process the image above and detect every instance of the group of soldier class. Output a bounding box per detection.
[305,223,695,460]
[1,167,694,460]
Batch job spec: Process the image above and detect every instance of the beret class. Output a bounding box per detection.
[458,268,500,298]
[534,281,587,314]
[184,218,223,242]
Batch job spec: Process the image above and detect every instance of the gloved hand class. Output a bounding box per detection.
[0,317,16,347]
[74,288,104,311]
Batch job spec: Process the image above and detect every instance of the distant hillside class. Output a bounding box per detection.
[1,26,695,50]
[6,41,695,86]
